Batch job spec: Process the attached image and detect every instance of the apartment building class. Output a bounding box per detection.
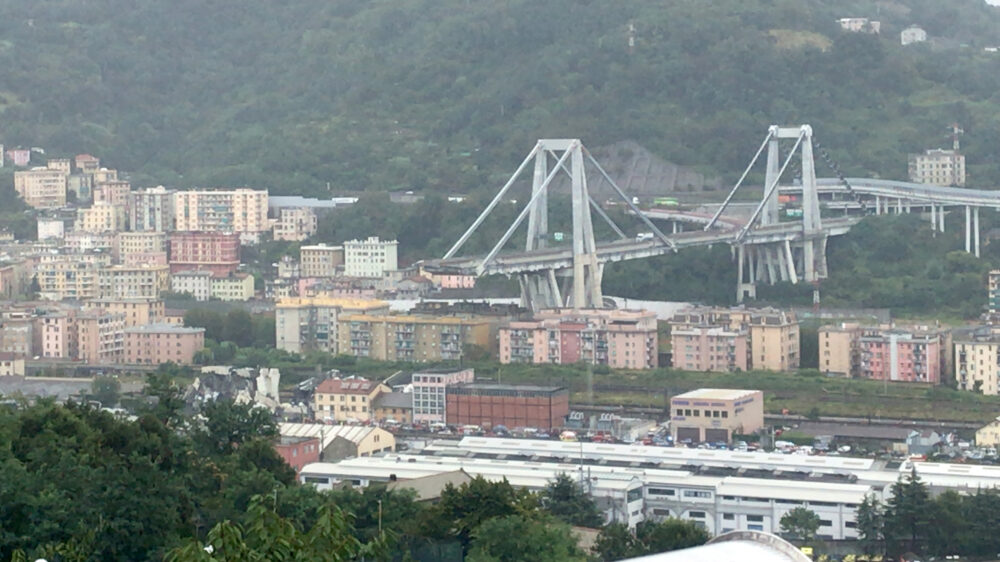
[337,314,492,362]
[36,261,100,300]
[901,25,927,46]
[170,270,212,301]
[124,324,205,365]
[275,297,390,354]
[63,232,116,254]
[300,244,344,278]
[210,273,254,301]
[82,298,164,328]
[956,334,1000,395]
[168,232,240,276]
[749,309,800,372]
[860,327,942,384]
[344,237,398,278]
[671,326,748,372]
[411,367,476,424]
[172,188,269,233]
[990,270,1000,320]
[908,149,966,187]
[35,313,77,359]
[75,203,126,233]
[75,154,100,174]
[98,265,169,299]
[499,308,658,369]
[818,323,864,377]
[668,306,799,372]
[129,186,176,232]
[76,311,125,364]
[46,158,71,175]
[93,180,131,210]
[117,232,168,265]
[14,165,67,208]
[273,207,318,241]
[313,377,391,423]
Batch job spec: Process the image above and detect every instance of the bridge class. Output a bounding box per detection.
[422,126,994,311]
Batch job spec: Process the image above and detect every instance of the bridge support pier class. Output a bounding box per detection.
[939,206,946,232]
[975,207,981,258]
[966,206,972,253]
[930,205,937,236]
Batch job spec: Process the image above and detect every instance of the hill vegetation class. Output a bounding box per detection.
[0,0,999,195]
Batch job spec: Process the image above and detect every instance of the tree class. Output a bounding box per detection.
[196,399,279,455]
[540,474,604,528]
[466,514,586,562]
[635,518,710,555]
[593,522,642,562]
[416,476,533,552]
[779,507,821,543]
[165,494,382,562]
[91,376,121,408]
[856,493,884,556]
[884,468,932,557]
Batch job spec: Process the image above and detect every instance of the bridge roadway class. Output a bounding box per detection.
[428,216,858,276]
[803,177,1000,207]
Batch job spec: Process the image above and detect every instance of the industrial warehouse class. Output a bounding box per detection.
[299,436,1000,541]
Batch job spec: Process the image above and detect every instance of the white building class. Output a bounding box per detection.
[210,273,255,301]
[908,148,966,187]
[900,26,928,46]
[837,18,880,33]
[170,270,212,301]
[273,207,318,241]
[344,236,398,278]
[37,218,65,240]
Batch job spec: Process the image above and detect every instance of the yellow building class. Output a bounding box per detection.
[273,207,318,241]
[279,423,395,461]
[956,335,1000,395]
[75,311,125,364]
[818,323,863,377]
[312,377,391,423]
[976,417,1000,447]
[275,297,390,354]
[117,232,167,259]
[98,265,170,299]
[75,203,126,233]
[300,244,344,278]
[14,166,67,208]
[82,298,165,328]
[337,313,493,362]
[36,261,100,300]
[210,273,255,301]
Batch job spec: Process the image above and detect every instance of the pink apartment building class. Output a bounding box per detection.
[168,232,240,276]
[123,324,205,365]
[498,308,658,369]
[860,328,941,384]
[670,326,749,372]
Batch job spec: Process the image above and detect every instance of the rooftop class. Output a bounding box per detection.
[279,423,390,450]
[315,377,382,395]
[276,297,387,309]
[124,323,205,335]
[673,388,760,401]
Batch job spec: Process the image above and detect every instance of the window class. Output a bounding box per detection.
[652,508,671,517]
[845,521,857,529]
[723,513,735,520]
[687,511,705,519]
[820,519,832,527]
[648,488,675,497]
[747,515,764,522]
[748,524,763,531]
[683,490,712,499]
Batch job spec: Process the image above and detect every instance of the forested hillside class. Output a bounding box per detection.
[0,0,999,195]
